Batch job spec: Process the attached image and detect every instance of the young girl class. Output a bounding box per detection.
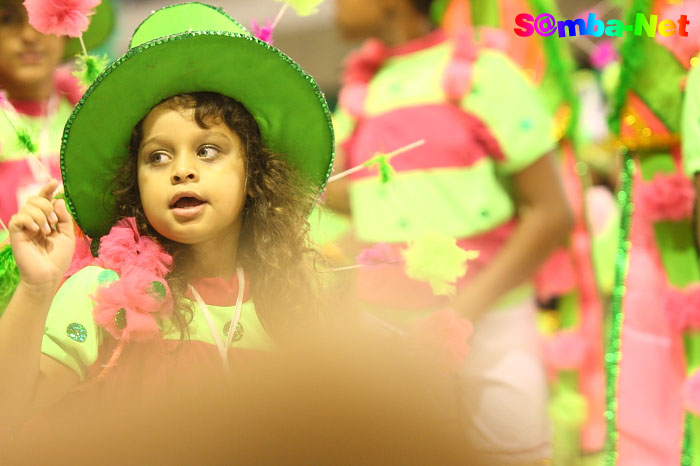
[0,2,334,427]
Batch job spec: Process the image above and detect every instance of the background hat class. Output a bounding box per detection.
[60,2,335,238]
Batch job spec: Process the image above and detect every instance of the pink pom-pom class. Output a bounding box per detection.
[410,308,473,372]
[251,18,274,44]
[24,0,101,38]
[685,370,700,416]
[357,243,404,267]
[542,330,588,371]
[97,217,172,278]
[637,172,695,222]
[92,269,172,342]
[590,41,618,70]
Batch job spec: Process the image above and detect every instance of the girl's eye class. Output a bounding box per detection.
[147,152,170,164]
[197,146,219,159]
[0,10,22,26]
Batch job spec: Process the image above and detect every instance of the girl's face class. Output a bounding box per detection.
[0,2,66,94]
[137,104,247,246]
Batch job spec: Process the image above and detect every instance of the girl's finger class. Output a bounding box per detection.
[24,205,52,235]
[8,213,41,234]
[54,199,74,238]
[27,196,59,224]
[38,179,59,201]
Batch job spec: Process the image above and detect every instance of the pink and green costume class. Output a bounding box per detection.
[41,264,272,384]
[334,28,555,462]
[0,70,82,228]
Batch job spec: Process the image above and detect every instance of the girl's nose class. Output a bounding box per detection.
[171,158,199,184]
[19,22,41,43]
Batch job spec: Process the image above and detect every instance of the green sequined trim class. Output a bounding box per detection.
[66,322,88,343]
[147,281,167,301]
[114,308,127,330]
[97,269,119,284]
[223,321,244,343]
[604,152,634,465]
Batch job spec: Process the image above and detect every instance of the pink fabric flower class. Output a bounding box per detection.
[636,172,695,222]
[24,0,101,38]
[685,370,700,416]
[534,248,577,301]
[410,308,473,372]
[92,269,173,342]
[665,285,700,332]
[251,18,274,45]
[338,83,368,119]
[96,217,172,278]
[542,330,589,371]
[590,41,618,70]
[357,243,404,267]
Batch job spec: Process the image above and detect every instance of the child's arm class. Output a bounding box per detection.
[451,153,573,320]
[0,180,77,427]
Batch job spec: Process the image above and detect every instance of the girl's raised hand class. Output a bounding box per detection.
[8,180,76,290]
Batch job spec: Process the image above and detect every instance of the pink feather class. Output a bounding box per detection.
[23,0,101,38]
[96,217,172,278]
[251,18,274,44]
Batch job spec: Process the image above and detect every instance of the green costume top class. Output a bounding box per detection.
[41,266,272,381]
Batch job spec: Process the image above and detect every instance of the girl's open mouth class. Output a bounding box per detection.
[170,197,207,219]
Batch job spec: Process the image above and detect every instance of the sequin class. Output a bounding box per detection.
[147,281,167,301]
[97,269,119,284]
[223,322,244,342]
[115,308,127,329]
[520,118,533,130]
[66,323,87,342]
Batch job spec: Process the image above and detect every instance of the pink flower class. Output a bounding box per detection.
[251,18,274,45]
[410,308,473,372]
[542,330,588,371]
[24,0,101,38]
[590,41,618,70]
[92,269,173,342]
[357,243,404,267]
[637,172,695,222]
[96,217,172,278]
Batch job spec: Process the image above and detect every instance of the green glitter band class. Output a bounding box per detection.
[604,151,634,465]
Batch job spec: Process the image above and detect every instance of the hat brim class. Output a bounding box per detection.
[64,0,116,57]
[61,31,334,238]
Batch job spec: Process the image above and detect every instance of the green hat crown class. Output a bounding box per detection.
[61,2,334,238]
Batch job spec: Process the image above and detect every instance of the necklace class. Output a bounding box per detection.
[188,267,245,374]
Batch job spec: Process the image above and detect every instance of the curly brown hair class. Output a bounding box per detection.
[109,92,322,340]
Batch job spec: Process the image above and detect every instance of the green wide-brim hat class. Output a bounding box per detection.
[64,0,116,57]
[61,2,335,239]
